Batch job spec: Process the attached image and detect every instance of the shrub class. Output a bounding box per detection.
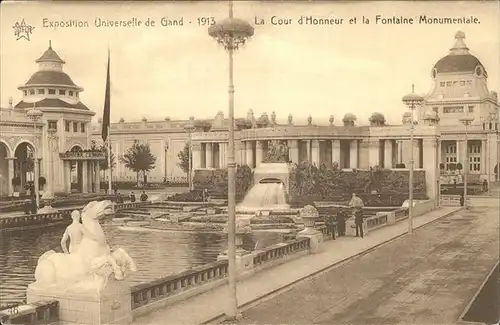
[168,190,204,202]
[193,165,254,200]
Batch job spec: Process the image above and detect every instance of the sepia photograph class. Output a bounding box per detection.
[0,1,499,325]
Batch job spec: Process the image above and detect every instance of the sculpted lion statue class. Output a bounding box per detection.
[32,200,137,292]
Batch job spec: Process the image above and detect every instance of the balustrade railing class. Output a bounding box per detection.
[365,214,388,230]
[130,260,229,310]
[394,207,409,221]
[253,237,310,266]
[0,210,70,230]
[0,300,59,325]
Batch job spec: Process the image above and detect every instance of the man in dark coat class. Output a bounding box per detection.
[325,215,336,240]
[355,209,364,238]
[336,208,347,236]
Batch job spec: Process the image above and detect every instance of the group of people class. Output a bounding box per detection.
[323,193,366,239]
[114,191,149,204]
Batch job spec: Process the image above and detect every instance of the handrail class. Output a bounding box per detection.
[0,300,59,325]
[253,237,310,266]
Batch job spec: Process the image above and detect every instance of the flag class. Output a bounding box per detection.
[101,48,111,142]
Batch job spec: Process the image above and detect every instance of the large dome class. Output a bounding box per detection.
[432,31,487,76]
[24,70,78,87]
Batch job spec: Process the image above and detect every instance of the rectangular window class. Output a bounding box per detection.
[48,120,57,130]
[23,90,28,96]
[467,80,473,87]
[38,89,45,95]
[444,143,457,170]
[446,81,452,87]
[443,106,464,113]
[69,91,74,96]
[59,89,66,95]
[29,89,35,95]
[468,143,481,172]
[75,92,79,98]
[440,82,445,87]
[468,106,474,113]
[460,81,466,86]
[73,122,78,132]
[48,89,56,95]
[453,81,458,87]
[81,123,86,133]
[65,121,71,132]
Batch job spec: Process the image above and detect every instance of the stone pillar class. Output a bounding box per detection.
[349,140,358,168]
[95,161,101,193]
[205,143,213,168]
[235,142,244,165]
[384,140,394,168]
[305,140,311,162]
[192,142,202,169]
[64,161,71,194]
[311,140,320,166]
[397,140,404,165]
[82,161,88,193]
[256,141,264,167]
[481,140,487,174]
[331,140,341,165]
[219,143,228,168]
[368,139,380,168]
[423,139,438,202]
[245,141,254,168]
[6,157,15,195]
[288,139,299,163]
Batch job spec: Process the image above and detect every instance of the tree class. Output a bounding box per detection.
[177,142,192,175]
[119,141,157,184]
[90,140,116,171]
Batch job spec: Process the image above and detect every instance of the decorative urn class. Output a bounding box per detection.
[307,115,313,125]
[288,113,293,125]
[299,205,320,235]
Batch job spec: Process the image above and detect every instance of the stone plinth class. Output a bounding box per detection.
[27,279,132,325]
[297,205,323,253]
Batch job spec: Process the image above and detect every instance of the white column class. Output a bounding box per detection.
[311,140,320,166]
[82,161,88,193]
[350,140,358,168]
[331,140,341,165]
[368,139,380,167]
[95,161,101,193]
[246,141,254,168]
[205,143,213,168]
[288,139,299,163]
[64,161,71,194]
[256,141,264,167]
[192,143,202,169]
[481,140,487,175]
[305,140,311,162]
[423,139,438,202]
[384,140,393,168]
[7,157,15,195]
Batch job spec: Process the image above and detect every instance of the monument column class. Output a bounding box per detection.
[6,157,16,196]
[311,140,320,165]
[256,140,264,167]
[288,139,299,163]
[349,140,358,168]
[205,143,213,168]
[384,139,394,168]
[331,140,341,165]
[245,141,254,168]
[192,142,202,169]
[82,160,88,193]
[368,139,380,167]
[423,139,438,202]
[95,161,101,193]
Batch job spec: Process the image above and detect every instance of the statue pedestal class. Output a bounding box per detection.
[297,228,323,253]
[27,278,132,325]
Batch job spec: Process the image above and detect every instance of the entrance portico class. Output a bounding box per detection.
[59,150,104,194]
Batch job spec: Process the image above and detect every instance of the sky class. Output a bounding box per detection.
[1,1,499,125]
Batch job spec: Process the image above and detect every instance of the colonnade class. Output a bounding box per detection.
[61,160,101,194]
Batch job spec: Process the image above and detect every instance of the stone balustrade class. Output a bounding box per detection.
[0,300,59,325]
[253,237,311,266]
[440,195,463,207]
[365,213,389,231]
[130,260,229,313]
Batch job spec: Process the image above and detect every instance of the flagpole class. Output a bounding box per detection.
[107,128,112,193]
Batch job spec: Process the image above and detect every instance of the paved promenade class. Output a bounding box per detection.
[229,206,499,325]
[133,206,471,325]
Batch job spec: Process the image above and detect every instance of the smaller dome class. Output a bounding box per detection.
[142,117,147,122]
[119,117,125,123]
[35,42,65,64]
[342,113,357,122]
[369,112,386,126]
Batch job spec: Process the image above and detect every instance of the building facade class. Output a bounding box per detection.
[0,42,102,197]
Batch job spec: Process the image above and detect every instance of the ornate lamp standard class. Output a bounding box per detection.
[184,119,195,191]
[459,115,474,208]
[481,113,497,194]
[402,85,424,235]
[26,105,43,209]
[208,1,254,319]
[164,140,169,182]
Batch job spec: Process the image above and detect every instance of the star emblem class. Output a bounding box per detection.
[12,19,35,41]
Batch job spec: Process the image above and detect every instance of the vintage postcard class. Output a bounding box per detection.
[0,1,499,325]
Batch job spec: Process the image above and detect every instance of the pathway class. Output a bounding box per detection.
[227,206,499,325]
[133,206,466,325]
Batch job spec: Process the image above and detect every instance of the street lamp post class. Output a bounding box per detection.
[402,85,424,235]
[482,113,497,194]
[184,121,195,191]
[459,115,474,208]
[164,140,169,183]
[208,1,254,320]
[27,106,43,210]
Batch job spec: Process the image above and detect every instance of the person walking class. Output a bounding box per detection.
[348,193,365,238]
[354,209,364,238]
[325,215,336,240]
[336,208,347,236]
[140,191,148,202]
[130,192,136,203]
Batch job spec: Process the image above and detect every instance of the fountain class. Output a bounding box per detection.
[236,182,290,213]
